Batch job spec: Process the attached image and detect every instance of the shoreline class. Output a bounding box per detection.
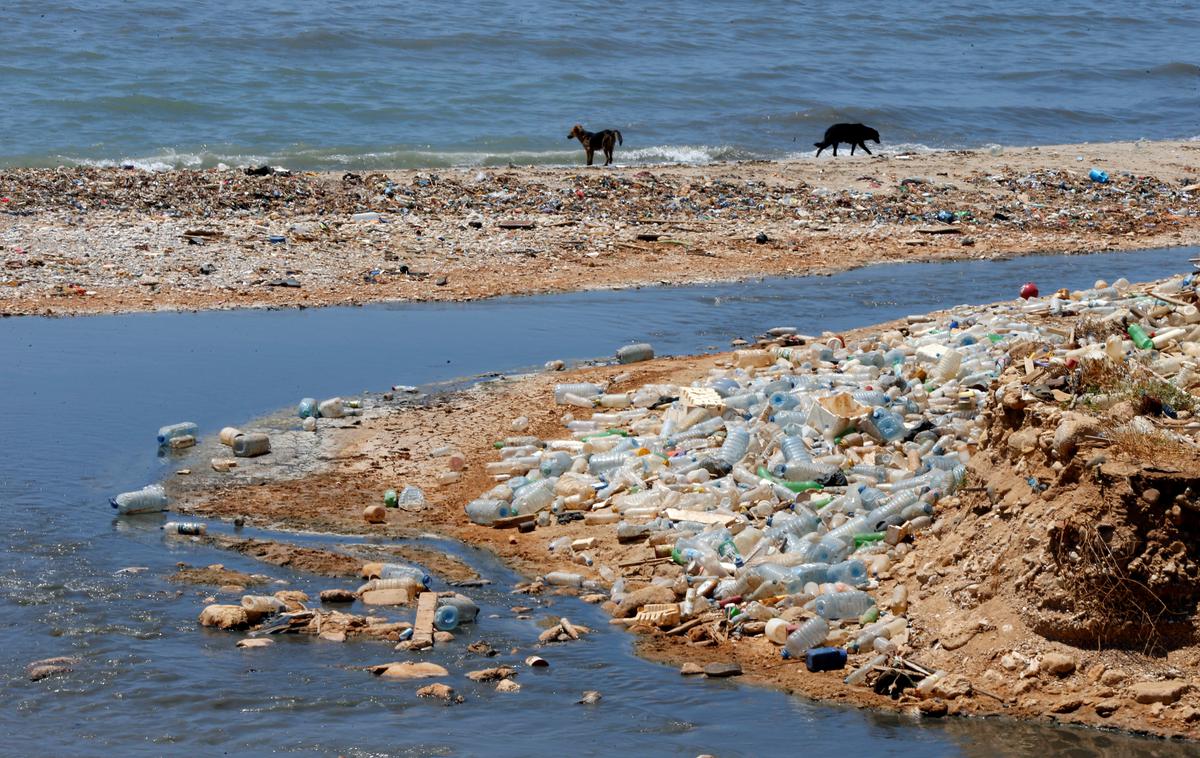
[3,140,1198,317]
[170,285,1200,742]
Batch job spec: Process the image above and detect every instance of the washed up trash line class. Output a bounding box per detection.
[466,271,1200,687]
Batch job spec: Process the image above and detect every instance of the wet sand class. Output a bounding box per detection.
[3,140,1198,316]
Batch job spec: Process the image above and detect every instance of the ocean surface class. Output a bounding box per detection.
[1,0,1197,170]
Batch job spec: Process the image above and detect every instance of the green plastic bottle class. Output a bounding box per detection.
[756,466,823,493]
[1127,323,1154,350]
[384,489,398,508]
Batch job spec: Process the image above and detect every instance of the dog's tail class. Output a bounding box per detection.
[813,142,823,148]
[615,130,623,146]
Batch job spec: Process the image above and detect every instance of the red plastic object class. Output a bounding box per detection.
[1019,282,1039,299]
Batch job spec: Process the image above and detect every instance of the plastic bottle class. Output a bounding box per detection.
[716,426,751,467]
[544,571,584,587]
[826,560,868,586]
[813,590,876,620]
[434,604,459,631]
[617,343,655,364]
[554,383,602,403]
[782,617,830,658]
[378,563,431,587]
[111,484,168,515]
[219,426,243,446]
[162,521,206,535]
[512,478,557,515]
[157,422,198,445]
[466,498,510,525]
[297,398,318,418]
[241,595,286,614]
[934,348,962,382]
[765,617,791,644]
[233,433,271,458]
[317,397,345,418]
[540,451,574,477]
[397,485,425,509]
[439,594,479,623]
[1127,323,1154,350]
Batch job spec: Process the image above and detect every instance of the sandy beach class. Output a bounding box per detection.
[170,283,1200,741]
[3,140,1198,317]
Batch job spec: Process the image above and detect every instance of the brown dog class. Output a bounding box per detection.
[568,124,623,166]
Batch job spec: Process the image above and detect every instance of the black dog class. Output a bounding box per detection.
[814,123,880,157]
[568,124,623,166]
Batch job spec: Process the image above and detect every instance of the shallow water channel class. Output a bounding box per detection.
[3,248,1197,756]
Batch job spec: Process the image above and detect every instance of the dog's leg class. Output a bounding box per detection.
[850,143,856,155]
[586,147,594,166]
[860,142,873,155]
[815,145,825,157]
[832,143,838,157]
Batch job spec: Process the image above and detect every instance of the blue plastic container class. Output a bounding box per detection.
[805,646,848,673]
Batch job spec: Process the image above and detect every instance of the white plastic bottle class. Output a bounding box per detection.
[782,617,830,658]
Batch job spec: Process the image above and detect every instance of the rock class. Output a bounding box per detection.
[199,604,250,630]
[26,657,76,682]
[577,690,602,705]
[918,699,948,718]
[433,631,455,644]
[1049,697,1083,714]
[612,585,676,618]
[416,683,459,702]
[1094,698,1122,717]
[274,590,309,611]
[931,674,973,700]
[703,662,743,678]
[580,593,607,604]
[680,663,704,676]
[236,638,274,649]
[1180,706,1200,723]
[468,641,498,657]
[320,589,356,603]
[1100,669,1127,687]
[1051,414,1100,460]
[373,662,449,680]
[940,616,987,650]
[1007,429,1038,457]
[319,631,347,643]
[363,505,388,524]
[1130,680,1189,705]
[218,584,245,594]
[495,679,521,693]
[467,666,516,682]
[1039,652,1077,677]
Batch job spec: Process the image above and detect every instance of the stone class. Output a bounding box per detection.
[319,631,347,643]
[360,588,411,606]
[940,616,987,651]
[1094,699,1121,717]
[1130,681,1189,705]
[218,584,246,594]
[612,585,676,618]
[1100,669,1127,687]
[433,631,455,643]
[1051,414,1100,460]
[1180,706,1200,723]
[374,662,449,680]
[467,666,516,682]
[680,663,704,676]
[1039,652,1076,677]
[931,674,973,700]
[27,658,75,681]
[580,594,607,604]
[1049,697,1083,714]
[320,589,356,603]
[468,641,498,657]
[274,590,309,611]
[577,690,602,705]
[703,662,743,678]
[417,683,459,702]
[495,679,521,693]
[199,604,250,630]
[918,699,948,718]
[236,638,273,649]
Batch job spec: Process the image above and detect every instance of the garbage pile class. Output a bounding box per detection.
[466,269,1200,690]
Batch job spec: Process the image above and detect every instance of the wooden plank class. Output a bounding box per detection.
[492,513,537,529]
[413,592,437,647]
[663,508,737,526]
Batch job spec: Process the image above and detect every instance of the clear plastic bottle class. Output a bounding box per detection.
[825,559,868,586]
[297,398,318,418]
[616,343,654,364]
[317,397,345,418]
[716,426,752,466]
[233,433,271,458]
[782,617,830,658]
[512,478,557,514]
[162,521,206,535]
[544,571,584,587]
[438,594,479,624]
[157,422,198,445]
[554,383,602,403]
[434,604,460,631]
[465,498,510,525]
[540,451,574,477]
[813,590,876,620]
[241,595,286,614]
[379,563,431,587]
[111,484,168,515]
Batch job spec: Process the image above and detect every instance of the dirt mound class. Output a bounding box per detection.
[944,368,1200,651]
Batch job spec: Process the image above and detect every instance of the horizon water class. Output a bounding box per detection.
[1,1,1198,171]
